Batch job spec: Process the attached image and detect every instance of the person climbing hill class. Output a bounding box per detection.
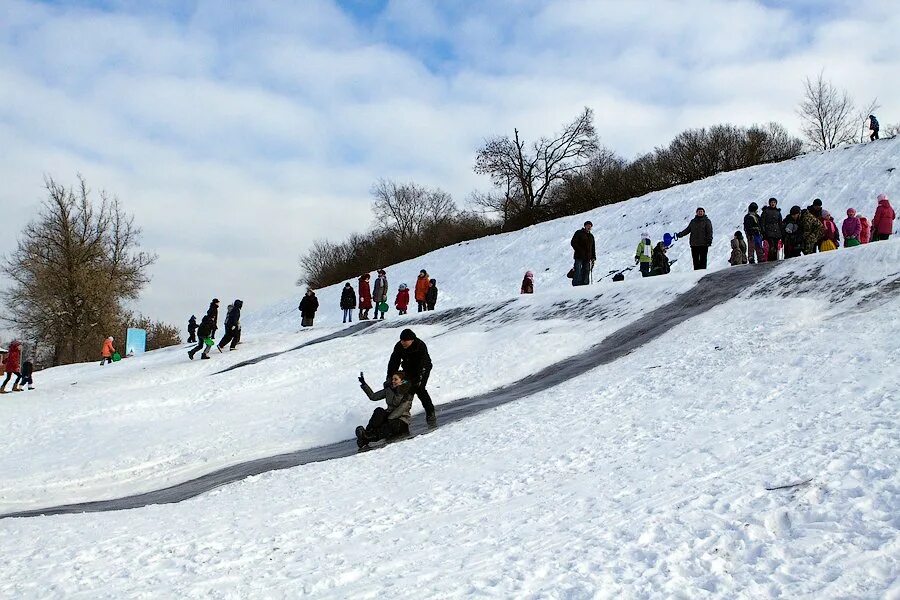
[0,340,22,393]
[188,315,215,360]
[869,114,880,141]
[187,315,197,343]
[217,299,243,351]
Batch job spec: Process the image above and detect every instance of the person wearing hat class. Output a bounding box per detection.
[218,299,244,351]
[372,269,389,320]
[206,298,220,338]
[395,283,410,315]
[520,271,534,294]
[570,221,595,286]
[634,232,653,277]
[188,314,215,360]
[387,329,435,426]
[187,315,198,343]
[760,197,783,261]
[676,207,713,270]
[100,336,116,366]
[743,202,763,264]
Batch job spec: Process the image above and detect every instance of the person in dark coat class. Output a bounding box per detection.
[677,207,714,270]
[20,360,34,390]
[299,290,319,327]
[358,274,373,320]
[760,197,783,262]
[521,271,534,294]
[187,315,198,343]
[188,315,215,360]
[782,206,803,258]
[650,242,670,276]
[743,202,763,264]
[372,269,389,320]
[354,371,413,449]
[425,279,438,310]
[217,299,243,352]
[340,282,357,323]
[570,221,596,286]
[0,340,22,393]
[869,114,880,141]
[206,299,220,338]
[387,329,435,426]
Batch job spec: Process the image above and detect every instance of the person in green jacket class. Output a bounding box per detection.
[634,232,653,277]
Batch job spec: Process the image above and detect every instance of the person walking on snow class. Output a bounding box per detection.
[842,209,862,247]
[650,242,670,276]
[425,279,438,311]
[743,203,764,264]
[676,207,714,270]
[782,206,803,259]
[414,270,430,312]
[358,274,373,320]
[729,231,748,266]
[372,269,389,320]
[217,299,243,351]
[100,336,116,365]
[395,283,410,315]
[188,315,215,360]
[869,114,880,141]
[20,359,34,390]
[760,197,783,261]
[206,299,220,339]
[872,194,895,241]
[634,232,653,277]
[299,290,319,327]
[0,340,23,393]
[570,221,596,286]
[340,282,357,323]
[387,329,436,426]
[521,271,534,294]
[187,315,197,343]
[354,371,413,449]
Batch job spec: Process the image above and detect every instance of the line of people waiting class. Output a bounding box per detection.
[337,269,439,324]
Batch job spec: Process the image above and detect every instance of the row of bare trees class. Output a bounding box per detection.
[1,176,173,366]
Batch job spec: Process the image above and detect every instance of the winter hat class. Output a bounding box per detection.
[768,197,778,206]
[847,208,857,217]
[734,231,743,239]
[378,269,386,275]
[748,202,758,212]
[398,283,408,290]
[430,279,436,285]
[399,329,416,341]
[878,193,889,202]
[525,271,534,277]
[790,205,801,215]
[822,210,831,219]
[813,198,823,207]
[641,231,649,239]
[107,336,114,341]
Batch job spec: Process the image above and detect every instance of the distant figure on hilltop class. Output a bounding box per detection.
[570,220,596,286]
[676,207,713,270]
[521,271,534,294]
[872,194,895,241]
[299,290,319,327]
[340,282,357,323]
[187,315,197,343]
[869,114,880,141]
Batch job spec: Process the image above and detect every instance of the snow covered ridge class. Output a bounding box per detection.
[248,137,900,334]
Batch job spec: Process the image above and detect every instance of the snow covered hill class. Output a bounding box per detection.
[1,141,898,598]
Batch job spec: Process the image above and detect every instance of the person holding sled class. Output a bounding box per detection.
[782,206,803,259]
[842,209,862,247]
[729,231,748,266]
[0,340,23,393]
[299,290,319,327]
[570,221,595,286]
[340,282,357,323]
[869,114,880,141]
[521,271,534,294]
[187,315,198,343]
[872,194,895,241]
[676,207,713,270]
[760,197,783,261]
[387,329,436,426]
[354,371,413,449]
[395,283,410,315]
[372,269,389,320]
[634,232,653,277]
[425,279,438,311]
[358,274,373,320]
[100,336,116,365]
[188,314,215,360]
[650,242,671,276]
[414,270,430,312]
[217,299,243,351]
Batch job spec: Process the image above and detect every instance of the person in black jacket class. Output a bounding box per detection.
[869,114,879,141]
[187,315,197,343]
[188,315,215,360]
[760,197,783,262]
[387,329,435,426]
[677,207,714,270]
[782,205,803,259]
[299,289,319,327]
[20,360,35,390]
[570,221,596,286]
[650,242,670,276]
[743,202,763,264]
[217,299,243,352]
[206,299,220,338]
[340,282,356,323]
[425,279,438,310]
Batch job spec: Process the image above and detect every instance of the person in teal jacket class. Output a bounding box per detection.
[634,232,653,277]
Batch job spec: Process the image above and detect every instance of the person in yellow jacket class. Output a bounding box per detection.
[634,232,653,277]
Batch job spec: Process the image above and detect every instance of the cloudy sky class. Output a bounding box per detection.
[1,0,898,330]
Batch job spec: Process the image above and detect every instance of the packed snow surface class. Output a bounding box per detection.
[1,141,899,598]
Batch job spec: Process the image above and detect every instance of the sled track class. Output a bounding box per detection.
[1,263,777,519]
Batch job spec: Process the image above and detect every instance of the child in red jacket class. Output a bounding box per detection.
[395,283,410,315]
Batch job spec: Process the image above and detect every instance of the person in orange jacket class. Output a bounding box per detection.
[414,270,430,313]
[100,336,116,365]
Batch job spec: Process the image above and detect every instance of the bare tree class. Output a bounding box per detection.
[857,98,882,142]
[1,175,156,365]
[370,179,457,243]
[474,107,599,225]
[797,71,857,150]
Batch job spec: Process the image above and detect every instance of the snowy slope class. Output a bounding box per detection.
[0,142,898,598]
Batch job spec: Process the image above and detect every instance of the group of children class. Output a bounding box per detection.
[0,340,35,393]
[339,269,439,324]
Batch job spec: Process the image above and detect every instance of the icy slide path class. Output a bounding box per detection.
[1,264,776,519]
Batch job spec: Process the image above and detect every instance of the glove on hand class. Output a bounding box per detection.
[358,372,365,385]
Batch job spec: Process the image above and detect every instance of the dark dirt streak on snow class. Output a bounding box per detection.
[1,263,781,519]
